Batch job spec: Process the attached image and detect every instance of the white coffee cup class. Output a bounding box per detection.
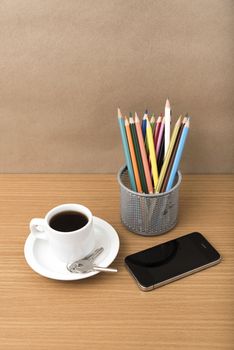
[30,204,95,264]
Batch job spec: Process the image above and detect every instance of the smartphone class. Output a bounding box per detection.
[125,232,221,291]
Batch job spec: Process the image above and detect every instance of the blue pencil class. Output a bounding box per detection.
[141,110,148,140]
[166,118,190,191]
[118,108,137,191]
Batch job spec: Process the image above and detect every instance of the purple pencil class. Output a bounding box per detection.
[156,117,165,156]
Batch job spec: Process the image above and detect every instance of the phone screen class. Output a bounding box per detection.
[125,232,221,291]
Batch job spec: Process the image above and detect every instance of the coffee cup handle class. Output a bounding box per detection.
[30,218,48,240]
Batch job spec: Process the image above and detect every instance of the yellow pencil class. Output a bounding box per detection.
[125,117,143,193]
[146,117,158,190]
[155,116,182,193]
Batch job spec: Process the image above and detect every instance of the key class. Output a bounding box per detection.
[72,259,117,273]
[85,247,104,262]
[67,247,104,273]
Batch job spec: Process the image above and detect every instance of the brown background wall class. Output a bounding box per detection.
[0,0,233,173]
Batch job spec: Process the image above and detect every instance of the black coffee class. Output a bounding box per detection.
[49,211,88,232]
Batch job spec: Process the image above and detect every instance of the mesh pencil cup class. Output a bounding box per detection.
[117,166,182,236]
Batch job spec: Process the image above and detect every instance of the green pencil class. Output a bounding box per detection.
[150,114,156,133]
[129,113,148,193]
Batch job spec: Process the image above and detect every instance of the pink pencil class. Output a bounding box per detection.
[154,116,162,148]
[135,112,153,194]
[156,117,165,156]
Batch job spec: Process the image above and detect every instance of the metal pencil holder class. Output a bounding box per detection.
[117,166,182,236]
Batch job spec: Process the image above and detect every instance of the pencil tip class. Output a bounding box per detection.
[157,116,162,122]
[165,99,170,108]
[117,108,122,118]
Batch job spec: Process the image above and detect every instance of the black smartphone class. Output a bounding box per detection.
[125,232,221,291]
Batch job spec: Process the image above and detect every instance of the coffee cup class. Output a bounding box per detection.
[30,204,95,264]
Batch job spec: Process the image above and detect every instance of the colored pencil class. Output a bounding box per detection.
[161,116,186,192]
[146,118,158,190]
[118,103,190,195]
[141,110,148,140]
[117,108,137,192]
[153,116,162,148]
[164,98,171,157]
[129,114,148,193]
[125,117,142,193]
[157,129,165,174]
[150,114,156,133]
[135,112,154,194]
[166,118,190,191]
[156,117,165,156]
[146,113,156,155]
[155,116,182,193]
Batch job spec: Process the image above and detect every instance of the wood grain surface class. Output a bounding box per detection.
[0,174,233,350]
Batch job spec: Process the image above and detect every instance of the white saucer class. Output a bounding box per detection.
[24,216,120,281]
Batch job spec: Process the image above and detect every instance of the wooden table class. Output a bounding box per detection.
[0,174,233,349]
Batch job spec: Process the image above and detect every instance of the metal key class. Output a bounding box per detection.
[85,247,104,263]
[67,247,104,273]
[72,259,117,273]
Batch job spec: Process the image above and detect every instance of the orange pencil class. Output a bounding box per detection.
[135,112,153,193]
[125,117,142,193]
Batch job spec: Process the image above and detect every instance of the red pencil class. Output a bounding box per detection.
[156,117,165,156]
[154,116,162,148]
[135,112,154,193]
